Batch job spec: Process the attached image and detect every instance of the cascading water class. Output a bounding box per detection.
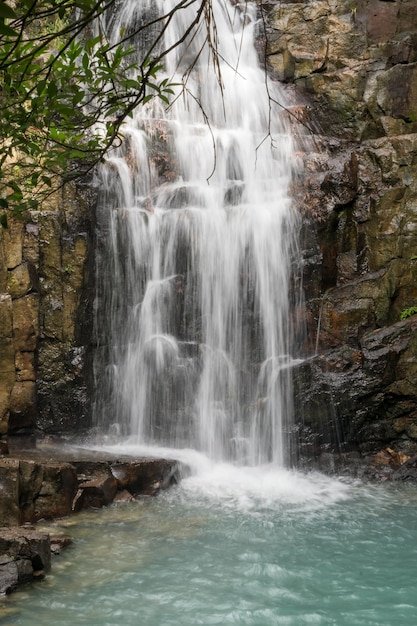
[93,0,300,466]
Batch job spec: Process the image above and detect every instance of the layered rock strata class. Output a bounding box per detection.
[0,182,94,442]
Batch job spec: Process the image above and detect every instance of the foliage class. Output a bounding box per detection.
[399,306,417,321]
[0,0,213,220]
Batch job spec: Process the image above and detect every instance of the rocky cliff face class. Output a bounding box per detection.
[0,183,95,440]
[263,0,417,467]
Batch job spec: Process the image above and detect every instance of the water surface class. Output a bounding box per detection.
[5,459,417,626]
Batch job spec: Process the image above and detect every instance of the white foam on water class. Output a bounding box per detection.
[85,439,354,514]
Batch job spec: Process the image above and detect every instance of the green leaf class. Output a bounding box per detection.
[0,213,8,228]
[36,80,47,95]
[47,81,58,97]
[0,3,17,19]
[0,21,18,36]
[82,52,89,71]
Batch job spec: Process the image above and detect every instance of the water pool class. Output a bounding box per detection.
[4,462,417,626]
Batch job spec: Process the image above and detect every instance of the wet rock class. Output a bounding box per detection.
[0,459,20,525]
[320,153,358,208]
[372,447,410,468]
[32,463,79,521]
[15,351,36,383]
[267,0,417,139]
[366,0,399,44]
[392,454,417,481]
[0,444,185,524]
[0,528,51,595]
[293,316,417,461]
[49,534,72,555]
[3,459,80,523]
[0,561,20,595]
[110,459,181,496]
[0,390,11,438]
[113,489,136,503]
[366,63,417,129]
[0,177,95,437]
[72,474,118,512]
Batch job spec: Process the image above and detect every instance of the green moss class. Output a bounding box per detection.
[400,306,417,321]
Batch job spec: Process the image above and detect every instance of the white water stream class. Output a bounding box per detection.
[93,0,300,466]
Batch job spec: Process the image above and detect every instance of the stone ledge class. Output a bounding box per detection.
[0,440,185,599]
[0,441,184,525]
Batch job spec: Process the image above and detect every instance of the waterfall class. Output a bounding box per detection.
[93,0,300,466]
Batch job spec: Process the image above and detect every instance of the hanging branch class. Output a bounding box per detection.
[0,0,220,217]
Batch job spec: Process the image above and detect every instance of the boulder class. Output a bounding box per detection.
[0,528,51,595]
[72,474,118,511]
[50,534,72,555]
[110,459,181,496]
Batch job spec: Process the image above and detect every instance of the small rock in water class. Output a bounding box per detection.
[50,534,72,555]
[113,489,135,503]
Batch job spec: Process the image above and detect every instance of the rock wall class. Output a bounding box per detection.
[0,182,94,441]
[262,0,417,465]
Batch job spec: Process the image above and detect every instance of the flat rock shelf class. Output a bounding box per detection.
[0,440,185,596]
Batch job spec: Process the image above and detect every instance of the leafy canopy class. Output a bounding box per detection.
[0,0,211,221]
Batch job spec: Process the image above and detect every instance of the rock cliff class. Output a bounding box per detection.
[0,182,95,439]
[263,0,417,467]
